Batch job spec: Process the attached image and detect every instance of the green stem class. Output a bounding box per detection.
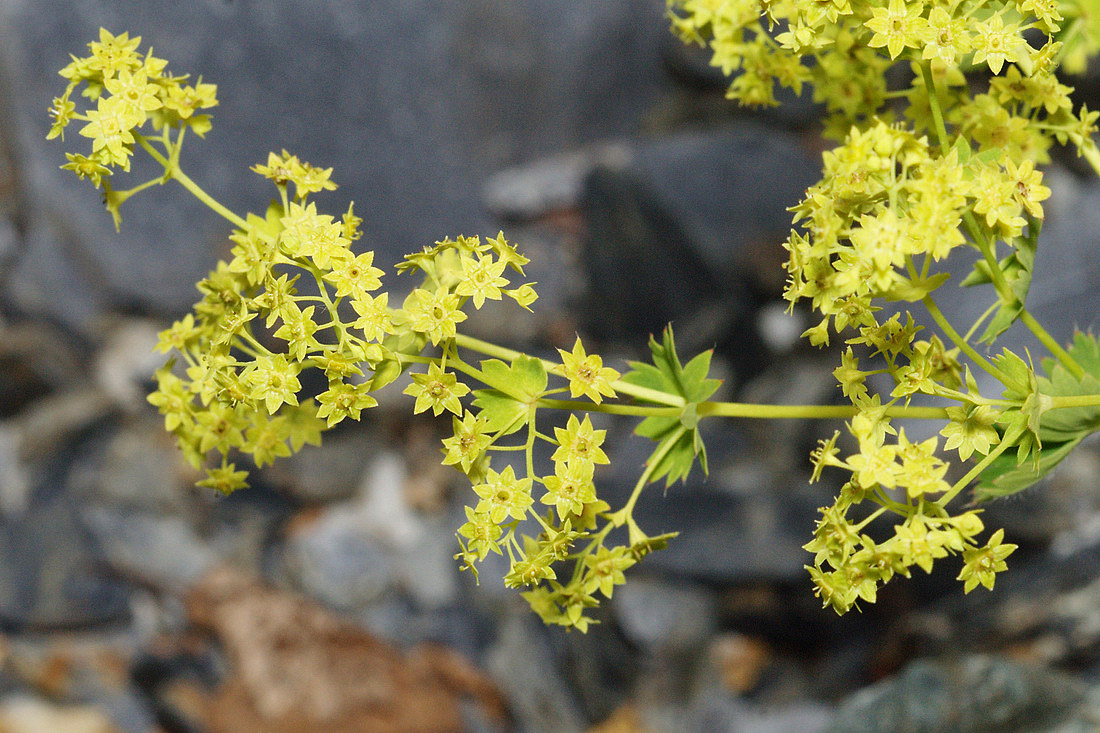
[537,398,680,417]
[936,421,1026,506]
[921,62,950,150]
[611,425,687,525]
[453,333,684,407]
[922,295,1013,386]
[135,134,248,229]
[113,176,163,202]
[1019,310,1085,379]
[963,300,1001,343]
[1048,394,1100,410]
[1082,145,1100,179]
[697,402,948,420]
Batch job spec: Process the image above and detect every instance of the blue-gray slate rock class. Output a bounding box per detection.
[0,488,132,629]
[578,125,819,383]
[828,654,1095,733]
[0,0,669,334]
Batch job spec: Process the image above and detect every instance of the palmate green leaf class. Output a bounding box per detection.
[479,355,547,402]
[977,333,1100,501]
[471,355,547,436]
[471,390,527,435]
[623,325,722,487]
[975,434,1084,502]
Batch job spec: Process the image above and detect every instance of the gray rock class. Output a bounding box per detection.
[72,414,192,515]
[90,319,163,411]
[281,451,459,612]
[828,655,1087,733]
[81,508,216,593]
[482,143,632,220]
[261,426,378,504]
[487,610,586,733]
[682,693,832,733]
[0,491,132,629]
[1,0,670,334]
[0,425,30,516]
[902,533,1100,666]
[4,631,160,733]
[578,125,819,382]
[282,507,395,612]
[613,575,717,654]
[0,320,84,419]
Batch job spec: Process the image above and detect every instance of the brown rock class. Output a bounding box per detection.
[186,566,507,733]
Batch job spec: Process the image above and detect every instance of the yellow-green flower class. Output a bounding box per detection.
[865,0,927,60]
[473,465,533,523]
[404,361,469,416]
[958,529,1016,593]
[315,380,377,426]
[551,414,609,465]
[197,463,249,495]
[972,15,1025,75]
[558,337,618,404]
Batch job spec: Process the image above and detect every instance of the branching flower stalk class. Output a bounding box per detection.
[49,7,1100,629]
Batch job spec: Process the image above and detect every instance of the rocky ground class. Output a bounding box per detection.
[2,2,1100,731]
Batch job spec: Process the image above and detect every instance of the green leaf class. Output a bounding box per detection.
[972,146,1004,165]
[991,348,1032,400]
[681,350,722,403]
[622,325,722,487]
[647,430,703,488]
[471,390,527,436]
[1036,332,1100,440]
[975,434,1084,501]
[952,135,972,164]
[479,355,547,403]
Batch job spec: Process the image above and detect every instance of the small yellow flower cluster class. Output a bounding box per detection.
[665,0,1100,612]
[53,13,1100,625]
[668,0,1099,145]
[50,29,218,194]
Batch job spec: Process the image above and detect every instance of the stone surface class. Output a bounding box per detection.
[613,576,718,654]
[0,319,84,419]
[281,451,459,614]
[827,655,1089,733]
[0,489,132,630]
[185,566,507,733]
[487,610,586,733]
[3,631,160,732]
[577,124,819,382]
[0,695,119,733]
[0,0,670,334]
[81,508,216,594]
[901,533,1100,666]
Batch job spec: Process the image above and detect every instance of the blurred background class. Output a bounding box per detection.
[3,1,1100,731]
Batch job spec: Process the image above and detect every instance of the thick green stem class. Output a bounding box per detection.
[537,399,679,417]
[1048,394,1100,410]
[697,402,948,420]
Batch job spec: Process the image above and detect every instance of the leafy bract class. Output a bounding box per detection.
[472,354,547,435]
[622,326,721,487]
[977,333,1100,500]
